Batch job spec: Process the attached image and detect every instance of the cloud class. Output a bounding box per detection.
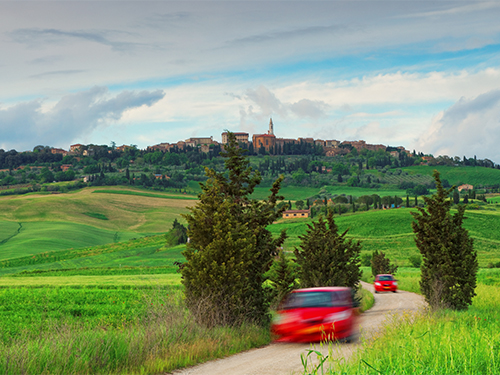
[413,89,500,161]
[245,85,287,119]
[290,99,328,119]
[0,87,165,151]
[243,85,329,121]
[30,70,86,79]
[226,23,351,46]
[9,28,139,52]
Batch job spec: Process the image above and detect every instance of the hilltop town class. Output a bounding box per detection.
[48,119,410,159]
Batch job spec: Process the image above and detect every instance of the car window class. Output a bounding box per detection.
[378,275,394,281]
[282,291,350,310]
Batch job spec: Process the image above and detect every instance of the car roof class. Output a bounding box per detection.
[291,287,351,293]
[376,274,393,277]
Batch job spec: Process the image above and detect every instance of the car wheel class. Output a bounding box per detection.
[393,290,397,293]
[375,290,378,293]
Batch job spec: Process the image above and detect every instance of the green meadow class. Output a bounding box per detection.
[316,269,500,375]
[1,181,500,374]
[400,165,500,187]
[0,186,195,259]
[271,203,500,267]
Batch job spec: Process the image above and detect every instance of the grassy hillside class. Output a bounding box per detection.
[270,203,500,267]
[401,165,500,187]
[0,186,195,258]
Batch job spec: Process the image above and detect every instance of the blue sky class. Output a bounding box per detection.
[1,1,500,162]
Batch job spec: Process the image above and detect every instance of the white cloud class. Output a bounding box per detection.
[0,87,164,151]
[413,89,500,161]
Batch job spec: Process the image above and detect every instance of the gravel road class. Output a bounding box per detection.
[172,281,426,375]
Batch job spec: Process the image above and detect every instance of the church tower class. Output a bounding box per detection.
[268,118,274,135]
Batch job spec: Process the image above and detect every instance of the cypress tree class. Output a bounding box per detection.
[371,250,398,277]
[295,211,361,290]
[411,170,477,310]
[182,132,287,326]
[269,250,298,308]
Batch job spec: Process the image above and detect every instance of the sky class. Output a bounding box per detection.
[1,1,500,162]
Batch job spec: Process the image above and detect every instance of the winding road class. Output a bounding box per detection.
[173,282,425,375]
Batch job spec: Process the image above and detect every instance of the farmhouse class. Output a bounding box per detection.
[458,184,474,192]
[282,209,311,219]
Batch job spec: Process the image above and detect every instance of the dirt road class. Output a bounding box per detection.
[173,282,425,375]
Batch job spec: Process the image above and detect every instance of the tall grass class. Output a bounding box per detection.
[309,269,500,375]
[0,287,270,374]
[328,284,500,375]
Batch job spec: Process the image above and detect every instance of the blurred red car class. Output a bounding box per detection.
[374,274,398,293]
[271,287,357,343]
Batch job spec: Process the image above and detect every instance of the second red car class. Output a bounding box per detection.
[374,274,398,293]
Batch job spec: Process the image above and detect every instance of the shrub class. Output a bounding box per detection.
[360,253,372,267]
[268,250,298,309]
[371,250,398,277]
[165,219,188,246]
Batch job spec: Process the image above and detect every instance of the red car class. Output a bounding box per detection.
[271,287,357,343]
[374,274,398,293]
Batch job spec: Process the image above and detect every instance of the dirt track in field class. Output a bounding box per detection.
[172,281,426,375]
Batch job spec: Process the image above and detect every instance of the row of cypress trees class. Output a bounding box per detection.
[179,132,478,328]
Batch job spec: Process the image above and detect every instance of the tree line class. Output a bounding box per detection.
[178,132,477,332]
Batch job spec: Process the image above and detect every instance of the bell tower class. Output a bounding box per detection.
[268,118,274,135]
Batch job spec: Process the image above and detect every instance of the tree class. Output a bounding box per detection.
[411,170,477,310]
[268,250,298,308]
[295,210,362,290]
[181,132,287,327]
[165,219,188,246]
[295,200,305,210]
[371,250,398,277]
[453,189,460,205]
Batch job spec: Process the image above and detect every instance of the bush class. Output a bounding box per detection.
[165,219,188,246]
[408,255,422,268]
[360,253,372,267]
[371,250,398,277]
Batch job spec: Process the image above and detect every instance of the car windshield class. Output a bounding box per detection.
[378,275,394,281]
[281,291,350,310]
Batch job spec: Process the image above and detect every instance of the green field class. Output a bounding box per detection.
[400,165,500,187]
[271,203,500,267]
[0,186,195,259]
[323,269,500,375]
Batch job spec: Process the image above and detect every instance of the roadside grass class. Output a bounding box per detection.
[316,268,500,375]
[326,283,500,375]
[0,285,270,375]
[358,286,374,313]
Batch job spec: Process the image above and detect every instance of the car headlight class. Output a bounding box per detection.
[375,282,381,286]
[393,282,398,286]
[323,310,351,323]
